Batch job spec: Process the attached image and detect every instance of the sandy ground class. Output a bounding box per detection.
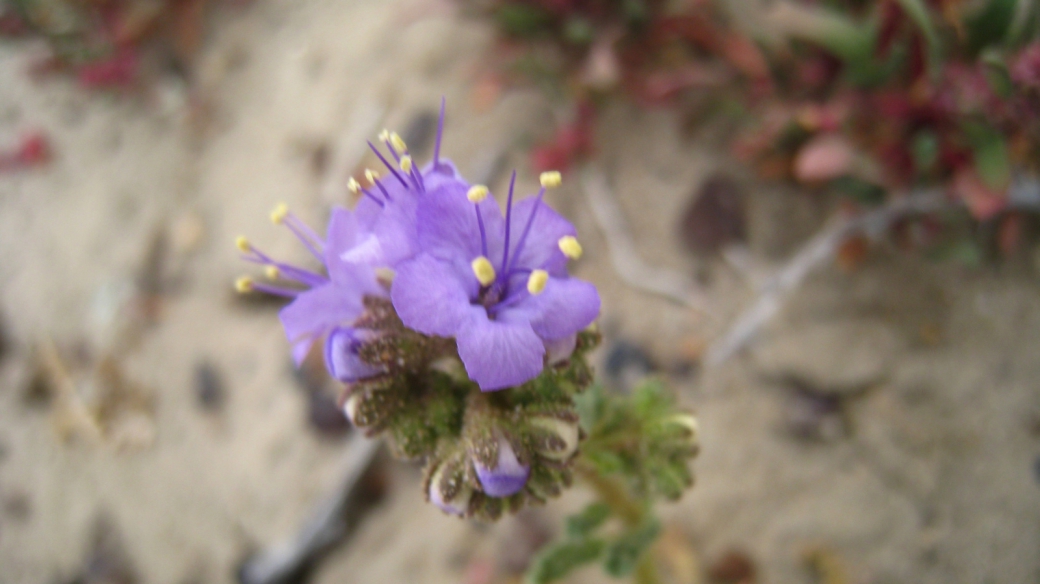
[1,1,1039,583]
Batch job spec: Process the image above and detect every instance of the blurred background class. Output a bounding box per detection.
[0,0,1039,582]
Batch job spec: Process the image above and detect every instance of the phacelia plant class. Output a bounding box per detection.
[236,102,698,581]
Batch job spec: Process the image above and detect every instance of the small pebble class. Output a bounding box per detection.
[707,548,757,583]
[603,340,655,391]
[194,360,226,411]
[679,174,746,255]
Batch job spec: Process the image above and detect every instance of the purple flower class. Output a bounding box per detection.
[473,432,530,497]
[235,205,388,382]
[391,170,600,390]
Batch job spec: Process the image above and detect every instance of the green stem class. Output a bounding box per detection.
[575,463,662,584]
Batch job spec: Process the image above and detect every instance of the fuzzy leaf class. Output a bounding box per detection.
[526,538,606,584]
[895,0,941,58]
[566,502,612,538]
[603,517,662,577]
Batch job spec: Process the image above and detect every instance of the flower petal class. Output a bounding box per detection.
[417,182,505,264]
[456,315,545,391]
[499,276,600,341]
[391,253,482,337]
[279,282,366,365]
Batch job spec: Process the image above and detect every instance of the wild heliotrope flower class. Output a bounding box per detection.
[391,170,601,391]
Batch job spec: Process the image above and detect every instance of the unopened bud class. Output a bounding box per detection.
[528,416,580,461]
[428,459,471,516]
[472,432,530,497]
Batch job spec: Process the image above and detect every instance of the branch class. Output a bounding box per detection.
[704,177,1040,367]
[580,165,707,311]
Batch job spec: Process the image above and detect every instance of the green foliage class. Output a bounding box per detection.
[603,517,662,577]
[967,0,1019,54]
[566,502,612,537]
[525,380,699,583]
[963,121,1012,190]
[526,537,607,584]
[577,381,699,501]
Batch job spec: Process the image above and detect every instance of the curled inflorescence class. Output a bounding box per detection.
[237,102,613,520]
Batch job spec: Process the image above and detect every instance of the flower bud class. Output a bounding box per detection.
[324,327,382,382]
[473,432,530,497]
[527,416,580,461]
[544,334,577,366]
[428,458,471,516]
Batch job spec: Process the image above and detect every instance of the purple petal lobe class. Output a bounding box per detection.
[279,282,366,365]
[417,183,505,264]
[391,254,482,337]
[456,315,545,391]
[474,434,530,497]
[500,276,600,342]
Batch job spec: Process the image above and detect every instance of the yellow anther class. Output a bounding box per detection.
[270,202,289,225]
[400,155,413,173]
[540,171,562,189]
[264,265,280,280]
[234,276,254,293]
[348,177,361,194]
[378,129,390,142]
[365,168,380,184]
[558,235,583,260]
[235,236,251,253]
[467,185,489,203]
[390,132,407,153]
[527,269,549,295]
[471,256,496,287]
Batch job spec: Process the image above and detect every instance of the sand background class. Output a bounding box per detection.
[1,0,1039,582]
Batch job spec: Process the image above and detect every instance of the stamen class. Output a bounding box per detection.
[348,177,361,194]
[390,132,407,153]
[365,168,379,184]
[501,171,517,274]
[235,236,251,253]
[504,186,547,275]
[378,129,390,143]
[471,256,496,287]
[400,155,413,173]
[270,203,289,225]
[558,235,583,259]
[281,213,324,261]
[467,185,489,202]
[433,97,445,169]
[367,143,408,189]
[242,256,326,287]
[235,276,253,293]
[265,265,280,280]
[526,270,549,295]
[539,171,562,189]
[351,176,384,206]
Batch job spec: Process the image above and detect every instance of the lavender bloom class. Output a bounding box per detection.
[391,171,601,390]
[473,432,530,497]
[236,204,387,382]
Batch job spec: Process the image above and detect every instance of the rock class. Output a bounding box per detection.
[753,320,902,394]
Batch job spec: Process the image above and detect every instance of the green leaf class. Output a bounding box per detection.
[979,48,1014,98]
[602,517,662,577]
[496,5,552,38]
[566,502,612,538]
[894,0,941,58]
[526,538,606,584]
[963,122,1011,190]
[967,0,1018,54]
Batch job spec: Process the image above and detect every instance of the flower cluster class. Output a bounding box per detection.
[236,102,602,519]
